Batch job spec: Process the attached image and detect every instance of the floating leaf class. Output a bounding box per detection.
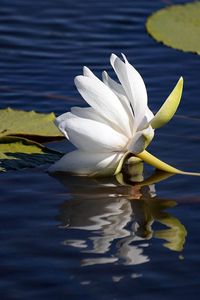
[0,108,63,141]
[146,2,200,54]
[0,136,63,172]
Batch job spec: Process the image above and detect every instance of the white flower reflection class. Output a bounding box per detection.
[61,196,149,266]
[56,172,187,267]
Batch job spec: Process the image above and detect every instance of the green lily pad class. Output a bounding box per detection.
[0,136,63,172]
[146,2,200,54]
[0,108,64,141]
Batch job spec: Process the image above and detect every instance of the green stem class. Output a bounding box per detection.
[136,150,200,176]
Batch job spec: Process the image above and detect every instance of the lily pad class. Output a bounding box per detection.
[146,2,200,54]
[0,108,64,141]
[0,136,63,172]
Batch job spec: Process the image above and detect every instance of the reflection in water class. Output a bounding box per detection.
[55,171,187,267]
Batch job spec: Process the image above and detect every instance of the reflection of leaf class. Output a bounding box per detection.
[135,197,187,252]
[0,108,63,141]
[154,216,187,252]
[0,136,63,172]
[146,2,200,54]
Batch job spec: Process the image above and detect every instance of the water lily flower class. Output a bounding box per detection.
[49,54,198,177]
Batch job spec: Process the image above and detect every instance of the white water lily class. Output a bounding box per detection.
[49,54,196,177]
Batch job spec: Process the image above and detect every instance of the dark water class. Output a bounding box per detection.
[0,0,200,299]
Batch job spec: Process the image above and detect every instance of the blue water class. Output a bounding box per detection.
[0,0,200,299]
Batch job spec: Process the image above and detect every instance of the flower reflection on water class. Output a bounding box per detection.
[55,170,187,267]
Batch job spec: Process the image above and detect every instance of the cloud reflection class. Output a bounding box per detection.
[55,171,187,267]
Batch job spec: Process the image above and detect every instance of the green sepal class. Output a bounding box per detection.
[151,77,183,129]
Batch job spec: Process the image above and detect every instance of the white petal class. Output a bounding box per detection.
[58,105,117,134]
[56,107,105,139]
[71,106,104,123]
[137,109,154,131]
[83,66,98,79]
[128,133,146,154]
[145,108,154,123]
[128,126,154,154]
[56,112,70,126]
[60,112,128,152]
[48,150,124,176]
[110,54,148,127]
[71,106,127,135]
[102,70,126,96]
[102,71,134,131]
[74,75,131,137]
[55,112,73,139]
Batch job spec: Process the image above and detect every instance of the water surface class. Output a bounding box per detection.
[0,0,200,299]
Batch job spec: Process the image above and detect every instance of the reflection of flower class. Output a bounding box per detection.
[56,174,187,267]
[49,54,184,176]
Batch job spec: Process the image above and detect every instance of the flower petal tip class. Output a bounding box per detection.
[110,53,117,63]
[74,75,87,89]
[121,53,127,62]
[83,66,96,78]
[83,66,88,74]
[102,70,107,79]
